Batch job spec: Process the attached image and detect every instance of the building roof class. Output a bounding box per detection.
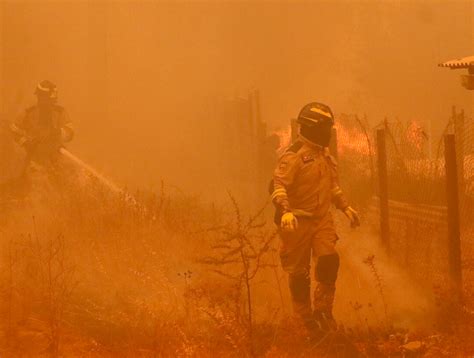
[438,55,474,69]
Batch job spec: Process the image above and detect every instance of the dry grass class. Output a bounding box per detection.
[0,166,473,357]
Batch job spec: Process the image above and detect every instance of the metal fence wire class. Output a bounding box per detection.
[335,114,375,210]
[382,119,449,287]
[335,110,471,290]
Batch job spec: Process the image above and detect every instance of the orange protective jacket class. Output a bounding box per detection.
[11,104,73,145]
[271,136,349,222]
[10,104,74,164]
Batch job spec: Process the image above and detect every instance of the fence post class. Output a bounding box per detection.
[290,118,299,143]
[453,106,465,191]
[252,90,268,200]
[376,129,390,251]
[329,127,338,160]
[444,134,463,299]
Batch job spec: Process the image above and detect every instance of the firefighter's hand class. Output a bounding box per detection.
[19,136,38,147]
[281,212,298,232]
[344,206,360,228]
[18,136,29,147]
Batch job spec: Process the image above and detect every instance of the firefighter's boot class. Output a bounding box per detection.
[313,282,337,331]
[313,253,340,331]
[288,272,314,330]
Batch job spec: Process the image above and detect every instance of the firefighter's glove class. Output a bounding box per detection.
[18,136,29,147]
[19,136,38,149]
[281,212,298,232]
[344,206,360,228]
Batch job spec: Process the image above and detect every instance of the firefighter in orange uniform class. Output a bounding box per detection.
[271,102,359,333]
[10,80,74,166]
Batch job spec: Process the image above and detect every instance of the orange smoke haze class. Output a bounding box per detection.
[1,1,472,195]
[0,3,474,356]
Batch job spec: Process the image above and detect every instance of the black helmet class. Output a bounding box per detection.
[297,102,334,147]
[35,80,58,100]
[297,102,334,127]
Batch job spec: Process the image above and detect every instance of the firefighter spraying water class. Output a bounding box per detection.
[2,81,132,204]
[10,81,74,166]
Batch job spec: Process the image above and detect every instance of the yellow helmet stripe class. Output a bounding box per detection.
[37,83,50,92]
[310,107,332,118]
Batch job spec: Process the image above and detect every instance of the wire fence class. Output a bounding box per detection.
[335,114,375,210]
[335,109,472,292]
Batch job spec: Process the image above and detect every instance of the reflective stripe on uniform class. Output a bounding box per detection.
[331,186,343,197]
[271,188,287,201]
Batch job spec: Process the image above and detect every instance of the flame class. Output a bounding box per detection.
[334,121,372,156]
[406,120,427,151]
[270,120,373,157]
[269,118,427,161]
[272,125,292,156]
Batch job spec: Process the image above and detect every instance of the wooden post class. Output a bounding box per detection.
[290,118,299,143]
[329,127,338,160]
[252,89,267,200]
[377,129,390,251]
[453,106,465,190]
[444,134,463,299]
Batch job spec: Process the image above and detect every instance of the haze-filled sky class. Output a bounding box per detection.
[1,1,473,195]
